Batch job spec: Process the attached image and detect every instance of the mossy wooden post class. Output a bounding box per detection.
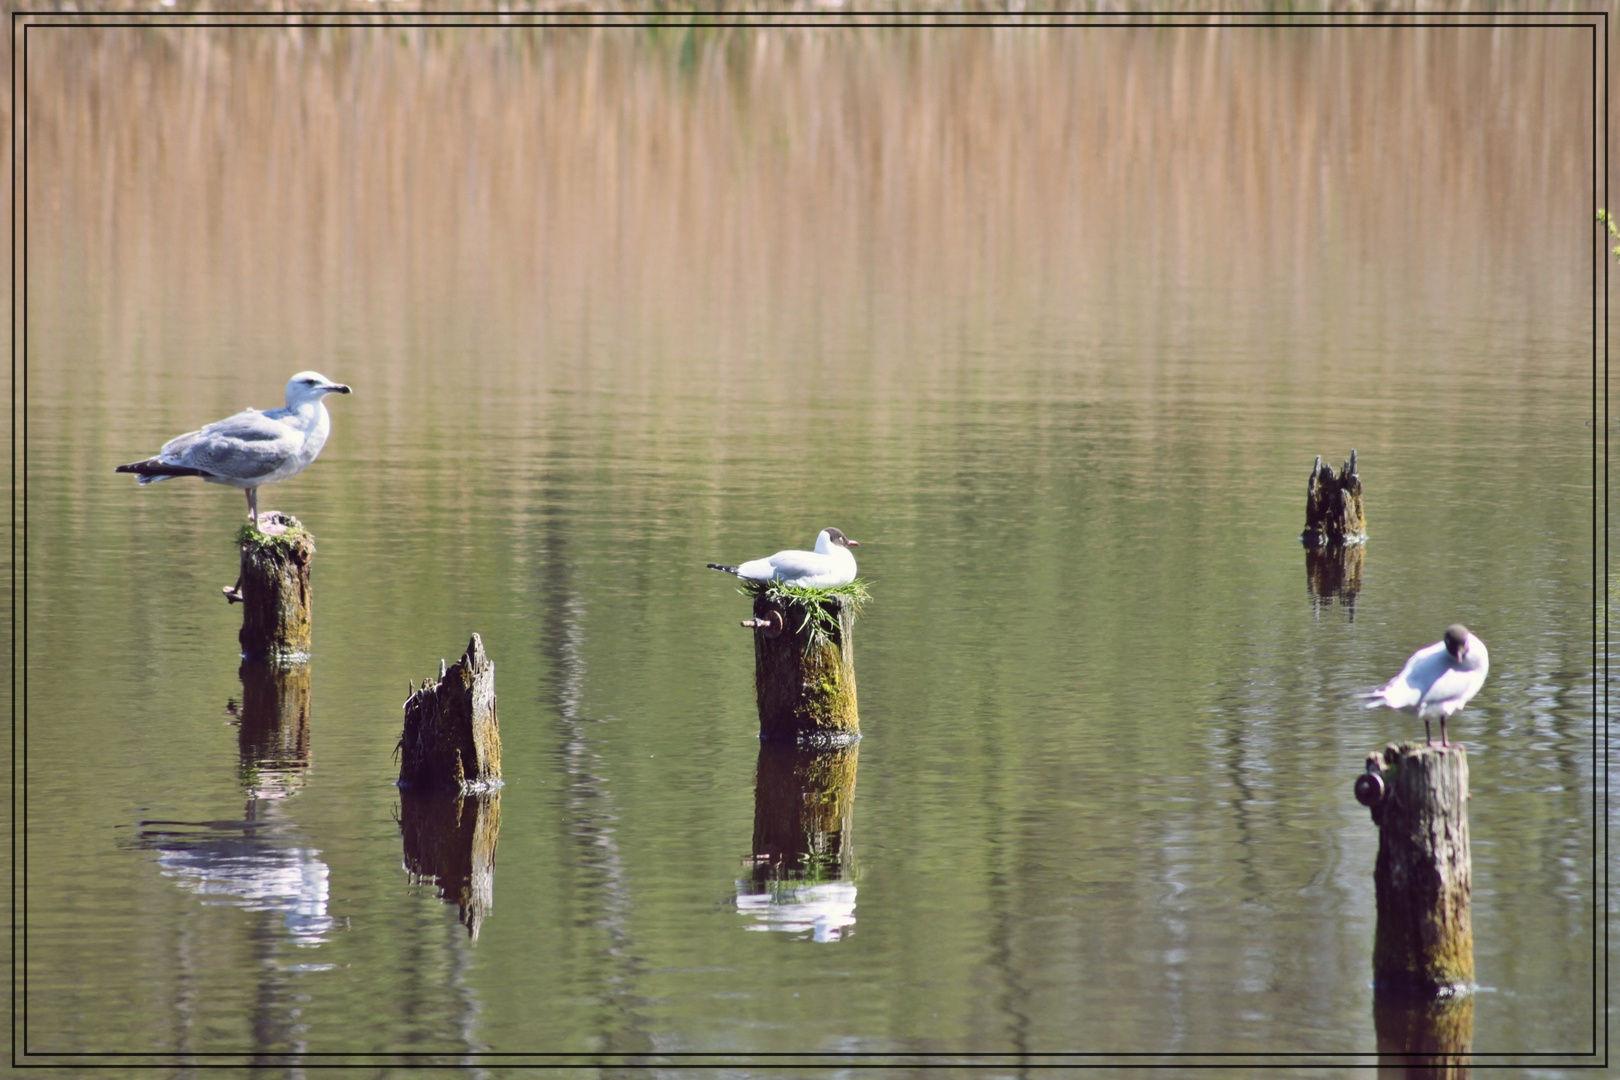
[398,634,502,791]
[748,592,860,745]
[1356,744,1474,997]
[236,512,316,662]
[750,743,859,883]
[399,786,502,939]
[1302,450,1367,548]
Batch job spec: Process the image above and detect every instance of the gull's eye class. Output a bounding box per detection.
[303,378,318,385]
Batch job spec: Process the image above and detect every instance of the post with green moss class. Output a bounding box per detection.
[1355,743,1474,1001]
[235,512,316,662]
[743,583,865,745]
[398,634,502,791]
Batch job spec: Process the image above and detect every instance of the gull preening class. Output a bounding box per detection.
[708,528,860,589]
[116,371,352,527]
[1362,624,1490,747]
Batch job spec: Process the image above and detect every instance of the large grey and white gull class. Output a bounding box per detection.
[1361,624,1490,747]
[116,371,352,527]
[708,528,860,589]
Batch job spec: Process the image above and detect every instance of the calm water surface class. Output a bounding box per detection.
[19,17,1604,1074]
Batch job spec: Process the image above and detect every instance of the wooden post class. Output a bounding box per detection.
[235,512,316,662]
[1356,743,1474,997]
[234,660,312,799]
[398,787,502,939]
[748,593,860,745]
[749,742,859,881]
[398,633,502,792]
[1302,451,1367,548]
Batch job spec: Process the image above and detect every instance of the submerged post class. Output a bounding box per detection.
[1356,743,1474,997]
[398,634,502,791]
[1302,450,1367,548]
[234,512,316,662]
[747,590,861,745]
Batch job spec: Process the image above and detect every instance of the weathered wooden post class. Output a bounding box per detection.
[397,634,502,791]
[1355,743,1474,997]
[232,512,316,662]
[399,786,502,939]
[1302,450,1367,548]
[234,659,312,800]
[745,589,861,745]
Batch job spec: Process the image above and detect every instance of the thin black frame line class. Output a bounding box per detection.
[1604,9,1613,1069]
[10,7,1609,18]
[10,18,1609,28]
[7,8,16,1076]
[9,12,1608,1068]
[17,17,26,1072]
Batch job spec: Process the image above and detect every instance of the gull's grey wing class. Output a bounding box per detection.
[158,409,301,481]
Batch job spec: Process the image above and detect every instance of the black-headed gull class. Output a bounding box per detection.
[117,371,352,528]
[1362,624,1489,747]
[708,528,860,589]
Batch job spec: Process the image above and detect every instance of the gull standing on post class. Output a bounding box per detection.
[116,372,352,528]
[707,528,860,589]
[1361,624,1490,747]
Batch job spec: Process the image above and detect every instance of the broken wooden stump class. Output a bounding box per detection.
[746,589,861,745]
[398,786,502,939]
[233,512,316,662]
[1302,451,1367,548]
[233,659,312,800]
[1356,743,1474,997]
[398,634,502,792]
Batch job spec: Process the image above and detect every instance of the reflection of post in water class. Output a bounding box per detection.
[231,660,312,800]
[739,743,859,942]
[1305,543,1363,614]
[1374,992,1475,1079]
[398,787,501,940]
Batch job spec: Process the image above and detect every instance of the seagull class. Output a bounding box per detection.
[116,371,352,528]
[707,528,860,589]
[1361,624,1490,747]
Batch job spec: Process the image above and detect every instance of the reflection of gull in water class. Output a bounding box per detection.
[139,824,337,945]
[736,881,857,943]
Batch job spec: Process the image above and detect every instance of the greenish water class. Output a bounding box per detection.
[18,18,1603,1074]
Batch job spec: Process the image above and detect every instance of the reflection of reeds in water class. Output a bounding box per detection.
[26,20,1592,425]
[398,787,501,939]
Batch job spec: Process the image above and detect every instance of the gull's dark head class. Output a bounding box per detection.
[1444,624,1471,660]
[824,527,859,549]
